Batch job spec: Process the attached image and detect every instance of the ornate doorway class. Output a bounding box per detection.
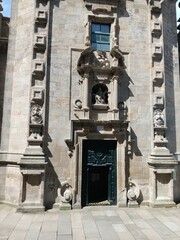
[82,140,117,207]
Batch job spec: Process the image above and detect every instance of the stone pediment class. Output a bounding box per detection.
[77,47,126,78]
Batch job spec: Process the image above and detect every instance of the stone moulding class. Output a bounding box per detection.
[65,120,129,157]
[64,120,129,209]
[152,68,163,83]
[34,35,46,49]
[83,0,126,13]
[35,10,48,23]
[152,45,163,59]
[32,60,45,77]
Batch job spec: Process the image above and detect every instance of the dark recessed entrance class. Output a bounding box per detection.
[88,166,109,204]
[82,140,117,207]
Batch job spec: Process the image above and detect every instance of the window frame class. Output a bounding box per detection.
[91,23,110,51]
[87,16,115,52]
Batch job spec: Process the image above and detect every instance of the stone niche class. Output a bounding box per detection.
[75,46,126,121]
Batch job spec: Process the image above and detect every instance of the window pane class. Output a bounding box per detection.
[100,35,110,43]
[91,33,97,42]
[95,43,109,51]
[92,23,100,32]
[92,33,101,43]
[101,24,110,33]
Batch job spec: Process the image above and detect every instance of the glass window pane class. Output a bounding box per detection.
[91,33,96,42]
[92,33,101,43]
[101,24,110,33]
[91,23,110,51]
[92,23,100,32]
[100,35,110,43]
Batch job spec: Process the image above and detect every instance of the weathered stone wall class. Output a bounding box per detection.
[0,0,34,153]
[0,0,179,208]
[0,0,34,203]
[45,0,152,205]
[0,15,9,144]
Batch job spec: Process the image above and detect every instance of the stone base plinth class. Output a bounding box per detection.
[149,200,176,208]
[128,200,139,208]
[59,202,72,210]
[17,204,45,213]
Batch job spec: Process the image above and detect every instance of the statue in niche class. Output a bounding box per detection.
[30,104,43,124]
[95,87,106,104]
[92,84,108,105]
[153,109,164,127]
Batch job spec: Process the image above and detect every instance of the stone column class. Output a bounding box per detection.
[112,74,119,120]
[113,75,119,110]
[83,72,90,119]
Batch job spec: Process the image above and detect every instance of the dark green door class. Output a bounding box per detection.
[82,140,117,207]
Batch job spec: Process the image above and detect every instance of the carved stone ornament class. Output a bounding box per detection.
[77,46,126,79]
[58,181,73,203]
[96,50,110,68]
[110,46,126,68]
[127,177,140,201]
[153,109,164,127]
[28,125,42,141]
[74,99,82,109]
[30,104,43,124]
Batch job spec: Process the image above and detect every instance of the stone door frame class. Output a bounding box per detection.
[72,131,128,208]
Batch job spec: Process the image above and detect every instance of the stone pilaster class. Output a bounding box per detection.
[148,0,177,207]
[18,0,51,212]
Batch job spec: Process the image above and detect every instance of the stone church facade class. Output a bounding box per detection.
[0,0,180,212]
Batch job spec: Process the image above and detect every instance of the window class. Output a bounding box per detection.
[91,23,110,51]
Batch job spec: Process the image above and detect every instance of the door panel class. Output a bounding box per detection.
[82,140,117,207]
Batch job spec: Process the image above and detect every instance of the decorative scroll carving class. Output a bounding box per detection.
[74,99,82,109]
[153,109,164,127]
[59,181,73,204]
[127,177,140,201]
[30,104,43,124]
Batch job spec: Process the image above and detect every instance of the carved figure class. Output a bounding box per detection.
[153,109,164,127]
[110,46,126,68]
[30,104,43,124]
[95,87,106,104]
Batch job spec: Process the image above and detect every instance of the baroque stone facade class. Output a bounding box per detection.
[0,0,180,211]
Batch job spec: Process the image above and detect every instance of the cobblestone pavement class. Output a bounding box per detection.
[1,204,180,239]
